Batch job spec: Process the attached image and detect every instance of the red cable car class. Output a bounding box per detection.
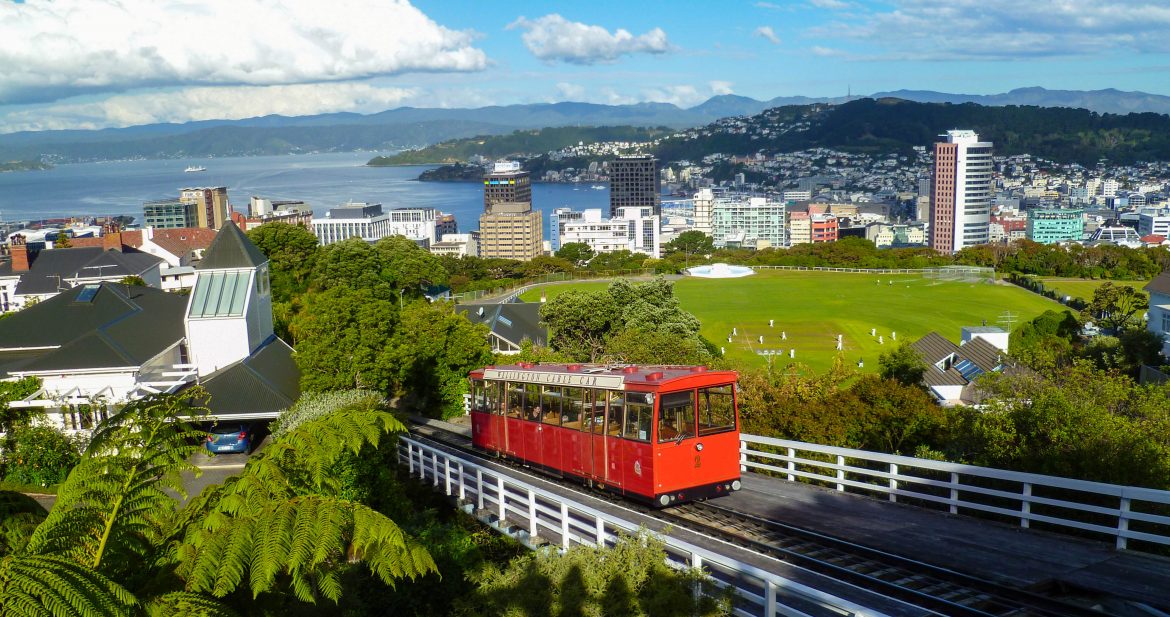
[468,363,743,506]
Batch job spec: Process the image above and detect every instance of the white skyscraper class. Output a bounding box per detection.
[929,130,993,254]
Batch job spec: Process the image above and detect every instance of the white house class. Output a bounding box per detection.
[0,222,298,436]
[1145,271,1170,359]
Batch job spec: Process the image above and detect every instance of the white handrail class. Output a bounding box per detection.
[740,434,1170,551]
[399,436,895,617]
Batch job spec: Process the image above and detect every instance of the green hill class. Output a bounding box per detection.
[368,126,671,166]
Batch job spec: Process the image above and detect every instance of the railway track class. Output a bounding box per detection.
[407,419,1112,617]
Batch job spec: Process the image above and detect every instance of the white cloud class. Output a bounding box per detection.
[810,46,847,57]
[815,0,1170,60]
[556,82,587,101]
[709,81,735,95]
[809,0,849,9]
[754,26,781,45]
[508,14,671,64]
[0,83,420,133]
[0,0,487,105]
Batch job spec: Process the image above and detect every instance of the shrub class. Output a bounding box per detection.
[2,425,81,488]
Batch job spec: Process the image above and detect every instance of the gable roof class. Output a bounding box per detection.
[1146,270,1170,297]
[0,247,165,295]
[0,282,187,377]
[69,230,144,250]
[198,336,300,415]
[456,302,547,348]
[197,221,267,270]
[910,331,1008,391]
[150,228,218,258]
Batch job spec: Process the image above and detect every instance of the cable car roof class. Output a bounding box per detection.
[474,363,737,389]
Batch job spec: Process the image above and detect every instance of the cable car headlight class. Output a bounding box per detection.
[695,442,704,452]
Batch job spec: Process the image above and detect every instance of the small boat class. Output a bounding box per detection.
[590,184,605,190]
[185,165,207,173]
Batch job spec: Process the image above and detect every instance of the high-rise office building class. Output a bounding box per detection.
[609,155,660,217]
[929,130,993,254]
[478,202,542,261]
[483,161,531,211]
[143,199,198,229]
[180,186,232,230]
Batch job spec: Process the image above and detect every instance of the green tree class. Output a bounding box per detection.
[2,425,80,488]
[247,222,321,302]
[374,235,449,297]
[662,230,714,259]
[554,242,594,265]
[53,233,71,249]
[878,342,927,387]
[457,530,729,617]
[1081,281,1148,332]
[0,389,436,616]
[390,300,492,418]
[0,377,41,435]
[291,287,400,394]
[312,238,394,296]
[117,275,146,287]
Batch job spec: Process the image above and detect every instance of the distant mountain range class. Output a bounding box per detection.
[2,87,1169,163]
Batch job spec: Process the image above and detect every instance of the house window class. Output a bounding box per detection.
[1162,310,1170,334]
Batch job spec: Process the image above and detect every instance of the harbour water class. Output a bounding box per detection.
[0,152,611,239]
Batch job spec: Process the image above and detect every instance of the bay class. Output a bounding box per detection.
[0,152,611,239]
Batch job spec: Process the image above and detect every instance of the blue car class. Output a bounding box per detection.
[205,423,253,454]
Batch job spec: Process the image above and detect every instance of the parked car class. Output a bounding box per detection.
[205,423,253,454]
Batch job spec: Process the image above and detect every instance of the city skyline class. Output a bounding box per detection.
[3,0,1170,133]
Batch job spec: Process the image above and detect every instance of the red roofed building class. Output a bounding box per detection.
[1141,234,1168,247]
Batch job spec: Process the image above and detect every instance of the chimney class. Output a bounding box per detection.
[10,234,34,272]
[102,221,123,253]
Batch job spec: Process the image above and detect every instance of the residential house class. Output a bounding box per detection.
[909,327,1010,406]
[1145,271,1170,359]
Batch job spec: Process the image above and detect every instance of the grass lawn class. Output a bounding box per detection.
[1035,277,1150,304]
[519,270,1063,373]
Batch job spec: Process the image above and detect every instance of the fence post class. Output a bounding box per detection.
[595,517,605,546]
[444,457,452,496]
[529,489,538,539]
[561,503,571,549]
[407,442,414,475]
[498,476,506,524]
[1117,497,1131,550]
[836,455,846,492]
[787,447,796,482]
[691,553,703,604]
[458,462,466,500]
[740,439,747,472]
[432,451,440,487]
[1020,483,1032,529]
[950,472,960,514]
[764,579,777,616]
[889,463,898,503]
[476,468,485,511]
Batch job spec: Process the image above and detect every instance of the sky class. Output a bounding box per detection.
[2,0,1170,134]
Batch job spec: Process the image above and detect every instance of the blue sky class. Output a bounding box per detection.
[2,0,1169,132]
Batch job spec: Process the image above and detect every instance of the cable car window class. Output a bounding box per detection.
[606,391,624,437]
[658,390,696,442]
[624,392,653,442]
[562,387,584,430]
[524,383,542,422]
[506,382,524,419]
[471,379,486,413]
[583,389,603,434]
[698,385,736,436]
[485,381,501,415]
[542,386,562,425]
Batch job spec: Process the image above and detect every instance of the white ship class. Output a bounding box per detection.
[184,165,207,173]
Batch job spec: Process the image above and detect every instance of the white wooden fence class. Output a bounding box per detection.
[740,435,1170,551]
[399,436,897,617]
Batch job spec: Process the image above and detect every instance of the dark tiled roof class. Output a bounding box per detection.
[959,337,1004,372]
[456,302,547,348]
[199,336,300,415]
[1146,270,1170,297]
[0,283,186,376]
[0,247,164,295]
[197,221,267,270]
[910,332,966,388]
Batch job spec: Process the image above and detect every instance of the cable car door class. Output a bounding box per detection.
[654,390,700,501]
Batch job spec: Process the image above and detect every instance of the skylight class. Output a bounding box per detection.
[188,271,250,318]
[74,284,101,303]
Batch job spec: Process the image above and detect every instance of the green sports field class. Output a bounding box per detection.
[518,270,1063,372]
[1035,278,1150,304]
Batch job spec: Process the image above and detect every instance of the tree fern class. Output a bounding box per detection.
[25,389,209,581]
[0,554,135,617]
